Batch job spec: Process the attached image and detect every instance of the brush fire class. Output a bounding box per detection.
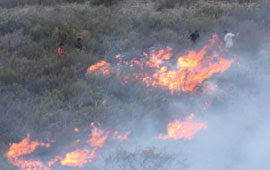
[86,34,233,94]
[157,114,208,140]
[6,34,233,170]
[6,123,132,170]
[6,115,207,170]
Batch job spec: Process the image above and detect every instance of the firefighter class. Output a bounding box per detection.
[190,30,200,44]
[57,43,64,60]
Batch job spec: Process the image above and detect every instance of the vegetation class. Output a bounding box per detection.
[0,0,270,168]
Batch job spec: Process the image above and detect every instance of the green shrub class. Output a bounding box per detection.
[105,147,175,170]
[90,0,123,6]
[0,0,269,145]
[61,79,97,108]
[0,69,22,85]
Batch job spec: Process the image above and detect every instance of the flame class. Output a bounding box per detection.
[88,122,109,148]
[86,34,233,94]
[11,159,49,170]
[185,113,195,120]
[48,156,61,167]
[60,148,96,167]
[86,60,110,75]
[158,114,207,140]
[112,131,131,141]
[5,124,132,169]
[146,47,172,68]
[5,117,207,169]
[7,134,39,159]
[74,128,79,133]
[6,134,52,170]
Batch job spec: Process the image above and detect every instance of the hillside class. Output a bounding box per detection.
[1,0,270,169]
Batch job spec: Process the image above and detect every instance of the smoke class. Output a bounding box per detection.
[5,41,270,170]
[3,34,270,170]
[3,1,270,170]
[81,42,270,170]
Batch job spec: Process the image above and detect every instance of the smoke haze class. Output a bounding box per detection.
[2,1,270,170]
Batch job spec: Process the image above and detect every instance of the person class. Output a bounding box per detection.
[75,38,82,51]
[190,30,200,44]
[57,43,64,60]
[224,31,236,49]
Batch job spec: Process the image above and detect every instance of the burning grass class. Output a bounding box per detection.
[5,123,133,170]
[5,114,208,170]
[86,34,233,94]
[2,1,270,169]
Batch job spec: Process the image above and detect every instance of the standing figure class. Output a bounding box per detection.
[57,43,64,60]
[190,30,200,44]
[224,31,236,49]
[75,38,83,51]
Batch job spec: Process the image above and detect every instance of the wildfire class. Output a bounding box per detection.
[157,114,207,140]
[86,34,233,94]
[60,148,96,167]
[6,134,52,170]
[6,123,132,170]
[86,60,111,75]
[6,35,230,169]
[7,134,39,159]
[88,122,109,148]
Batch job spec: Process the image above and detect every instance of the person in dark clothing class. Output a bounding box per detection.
[190,30,200,44]
[75,38,82,51]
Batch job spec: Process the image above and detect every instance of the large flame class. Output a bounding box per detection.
[86,34,233,94]
[157,114,207,140]
[6,124,131,170]
[6,118,207,169]
[7,134,39,159]
[6,134,52,170]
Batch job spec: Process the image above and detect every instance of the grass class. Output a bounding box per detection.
[0,0,270,168]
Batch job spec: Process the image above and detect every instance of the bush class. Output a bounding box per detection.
[0,0,269,153]
[0,69,22,85]
[105,147,175,170]
[90,0,123,6]
[154,0,191,10]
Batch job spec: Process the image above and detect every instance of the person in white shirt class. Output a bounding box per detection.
[224,31,235,48]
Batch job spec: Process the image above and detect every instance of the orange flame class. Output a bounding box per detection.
[112,131,131,141]
[6,134,52,170]
[11,159,49,170]
[144,36,233,93]
[146,47,172,68]
[6,125,132,169]
[7,134,39,159]
[60,148,96,167]
[86,34,233,94]
[74,128,79,133]
[158,114,207,140]
[86,60,110,75]
[185,113,195,120]
[88,122,109,148]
